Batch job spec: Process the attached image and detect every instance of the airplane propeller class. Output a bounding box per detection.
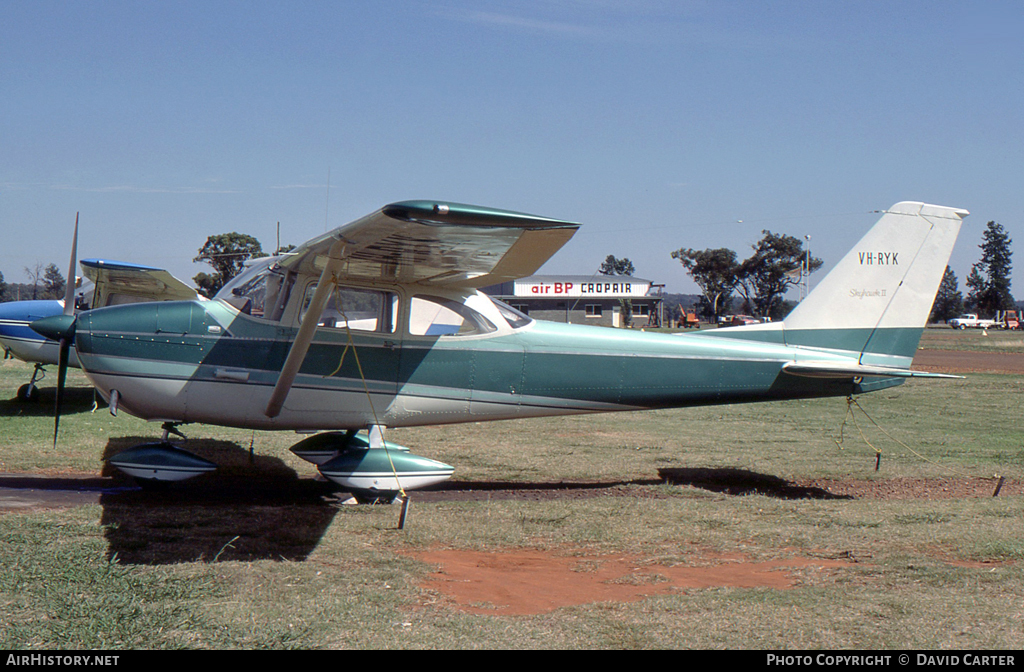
[30,214,79,447]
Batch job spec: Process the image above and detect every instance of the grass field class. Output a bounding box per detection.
[1,352,1022,649]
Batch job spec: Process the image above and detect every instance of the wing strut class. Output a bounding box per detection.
[264,239,346,418]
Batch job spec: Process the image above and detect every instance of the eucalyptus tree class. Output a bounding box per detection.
[736,231,822,320]
[193,232,266,298]
[930,266,964,323]
[671,247,739,322]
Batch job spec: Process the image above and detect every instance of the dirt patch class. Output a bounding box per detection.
[793,476,1017,500]
[403,547,854,616]
[913,349,1024,374]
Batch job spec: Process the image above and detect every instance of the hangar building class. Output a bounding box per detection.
[482,275,664,328]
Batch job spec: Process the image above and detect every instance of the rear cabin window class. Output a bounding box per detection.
[300,284,397,333]
[408,296,497,337]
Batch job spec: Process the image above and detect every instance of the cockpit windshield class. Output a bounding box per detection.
[215,257,279,300]
[215,256,281,317]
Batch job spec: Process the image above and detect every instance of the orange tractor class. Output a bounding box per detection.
[678,308,701,329]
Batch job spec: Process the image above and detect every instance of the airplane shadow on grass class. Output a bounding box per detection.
[0,386,100,417]
[52,439,845,564]
[658,467,851,500]
[410,468,850,502]
[98,437,342,566]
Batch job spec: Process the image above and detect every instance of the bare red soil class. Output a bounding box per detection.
[402,547,856,616]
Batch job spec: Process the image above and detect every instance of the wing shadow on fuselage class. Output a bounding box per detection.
[98,437,341,565]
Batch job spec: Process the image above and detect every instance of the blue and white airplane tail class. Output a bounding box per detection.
[782,201,967,369]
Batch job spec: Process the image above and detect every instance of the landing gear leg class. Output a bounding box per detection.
[345,489,400,505]
[161,422,188,442]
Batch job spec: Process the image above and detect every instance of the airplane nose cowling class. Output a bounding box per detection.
[30,314,76,342]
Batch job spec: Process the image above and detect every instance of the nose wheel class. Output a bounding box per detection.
[16,364,46,402]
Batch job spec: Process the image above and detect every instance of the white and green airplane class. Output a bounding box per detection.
[32,200,967,498]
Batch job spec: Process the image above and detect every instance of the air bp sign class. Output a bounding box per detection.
[514,278,651,298]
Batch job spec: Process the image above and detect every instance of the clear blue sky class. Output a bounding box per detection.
[2,1,1021,296]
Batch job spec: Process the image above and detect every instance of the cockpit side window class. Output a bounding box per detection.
[300,283,398,333]
[408,295,497,336]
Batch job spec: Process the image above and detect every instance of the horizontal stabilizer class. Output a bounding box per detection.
[782,361,962,380]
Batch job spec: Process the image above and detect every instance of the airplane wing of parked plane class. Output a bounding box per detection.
[263,201,580,417]
[80,259,201,308]
[276,200,580,288]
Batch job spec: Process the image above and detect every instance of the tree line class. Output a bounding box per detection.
[671,230,822,322]
[1,222,1015,327]
[667,219,1015,325]
[930,221,1015,322]
[0,263,67,302]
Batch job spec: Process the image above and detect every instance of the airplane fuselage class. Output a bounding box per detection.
[70,295,893,432]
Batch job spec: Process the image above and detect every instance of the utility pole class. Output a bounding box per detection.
[803,235,811,301]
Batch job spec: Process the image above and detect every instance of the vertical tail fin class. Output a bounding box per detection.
[783,202,967,367]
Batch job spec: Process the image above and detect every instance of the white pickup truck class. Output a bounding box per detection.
[948,313,998,329]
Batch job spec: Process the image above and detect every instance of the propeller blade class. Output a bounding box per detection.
[31,315,77,446]
[63,213,79,316]
[53,214,80,446]
[54,335,71,446]
[264,239,347,418]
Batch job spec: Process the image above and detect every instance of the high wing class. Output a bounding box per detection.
[264,201,579,418]
[81,259,200,307]
[276,200,580,288]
